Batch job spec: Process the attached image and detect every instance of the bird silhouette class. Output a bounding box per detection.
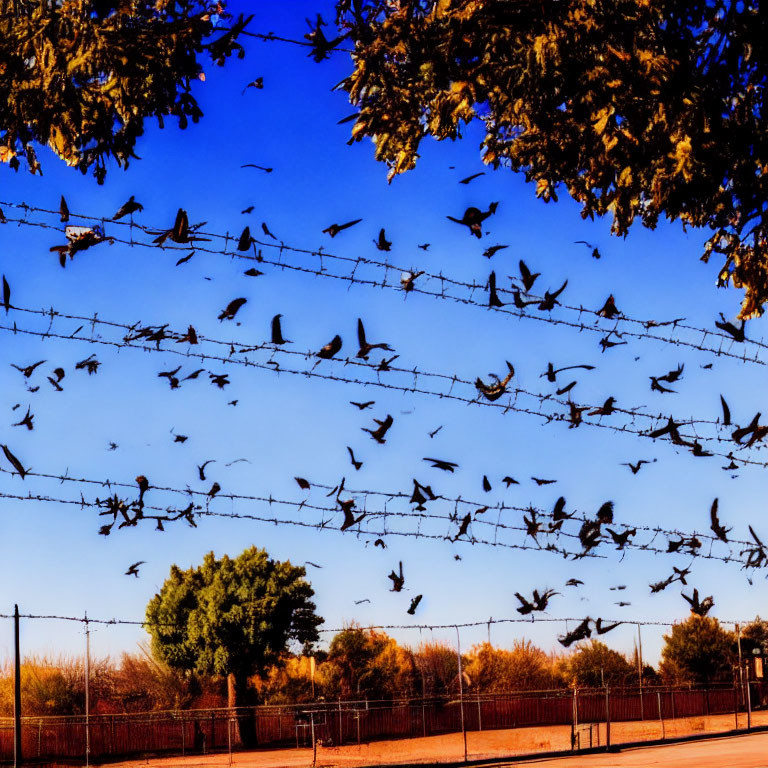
[622,459,655,474]
[75,355,100,374]
[374,538,386,549]
[323,219,362,237]
[459,172,485,184]
[709,498,730,542]
[518,260,540,292]
[218,298,247,321]
[557,380,577,396]
[417,243,430,250]
[715,314,746,342]
[407,594,423,614]
[113,196,143,220]
[242,77,264,92]
[2,275,9,314]
[594,618,622,635]
[720,395,731,426]
[241,163,272,172]
[483,244,508,258]
[295,477,310,490]
[357,318,393,359]
[197,460,215,481]
[574,240,601,259]
[475,362,515,401]
[502,476,519,487]
[606,527,636,549]
[424,457,458,472]
[1,444,27,478]
[732,412,768,447]
[388,562,405,591]
[488,271,504,307]
[373,228,392,251]
[347,447,363,470]
[339,497,366,530]
[401,270,425,292]
[237,226,254,251]
[261,221,278,240]
[537,280,568,311]
[648,417,691,447]
[11,360,46,378]
[541,363,594,382]
[317,334,342,359]
[531,477,556,486]
[596,295,620,318]
[482,475,492,492]
[12,407,34,431]
[59,195,70,222]
[588,397,617,416]
[515,588,559,614]
[152,209,208,245]
[350,401,375,410]
[362,414,393,444]
[559,618,592,647]
[682,588,714,616]
[446,202,498,237]
[270,314,289,345]
[565,578,584,587]
[125,561,145,578]
[207,482,221,500]
[451,512,472,542]
[428,425,444,439]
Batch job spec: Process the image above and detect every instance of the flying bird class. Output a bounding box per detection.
[350,401,375,410]
[518,260,540,292]
[113,196,143,220]
[1,444,27,478]
[541,363,594,382]
[323,219,362,237]
[295,477,310,490]
[531,477,556,486]
[373,228,392,251]
[357,318,393,359]
[622,459,655,474]
[451,512,472,542]
[459,172,485,184]
[125,561,145,578]
[388,562,405,592]
[720,395,731,426]
[715,314,746,342]
[475,361,515,401]
[682,588,714,616]
[407,595,423,614]
[596,295,620,319]
[347,447,362,471]
[537,280,568,311]
[12,407,34,431]
[59,195,70,222]
[709,498,731,542]
[339,497,366,530]
[594,618,622,635]
[488,271,504,308]
[574,240,601,259]
[446,202,498,238]
[558,618,592,647]
[241,164,273,173]
[317,334,342,359]
[242,77,264,92]
[218,298,247,321]
[483,244,508,259]
[362,414,394,444]
[423,457,458,472]
[197,460,215,481]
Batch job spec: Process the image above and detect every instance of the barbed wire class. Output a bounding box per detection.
[0,462,759,568]
[0,199,764,368]
[4,314,766,470]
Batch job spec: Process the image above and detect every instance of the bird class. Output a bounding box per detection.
[347,447,363,470]
[374,539,386,549]
[175,251,195,266]
[541,363,595,382]
[295,477,310,490]
[709,498,731,542]
[650,376,676,394]
[59,195,70,222]
[720,395,731,426]
[537,280,568,311]
[11,360,46,378]
[317,334,342,359]
[357,318,393,359]
[362,414,394,444]
[558,618,592,647]
[75,355,100,374]
[401,270,424,292]
[151,208,207,245]
[574,240,601,259]
[568,402,589,428]
[241,163,273,172]
[459,172,485,184]
[305,561,322,569]
[531,477,556,485]
[407,595,423,614]
[482,475,492,492]
[565,578,584,587]
[423,457,458,472]
[518,260,541,292]
[12,407,34,431]
[732,412,768,447]
[2,275,9,314]
[241,206,255,214]
[417,243,430,250]
[237,226,254,251]
[113,196,143,220]
[350,400,375,410]
[515,588,558,615]
[483,244,508,259]
[715,314,746,342]
[242,77,264,92]
[261,221,278,240]
[354,599,371,605]
[596,295,620,319]
[557,381,577,396]
[323,219,362,237]
[173,434,188,444]
[388,562,405,592]
[373,228,392,251]
[502,476,519,487]
[428,425,444,439]
[475,362,515,401]
[488,271,504,308]
[197,460,216,481]
[606,527,636,549]
[339,497,366,531]
[270,314,288,345]
[552,497,573,522]
[125,561,145,578]
[682,588,714,617]
[648,417,691,447]
[622,459,655,474]
[594,618,622,635]
[588,397,617,416]
[446,202,498,238]
[451,513,472,542]
[218,298,247,321]
[207,482,221,500]
[599,335,628,352]
[209,373,229,389]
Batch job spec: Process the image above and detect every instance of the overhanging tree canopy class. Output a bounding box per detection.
[335,0,768,317]
[0,0,248,182]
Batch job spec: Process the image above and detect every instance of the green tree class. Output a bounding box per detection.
[0,0,248,183]
[335,0,768,317]
[564,640,634,688]
[660,615,735,686]
[145,546,322,746]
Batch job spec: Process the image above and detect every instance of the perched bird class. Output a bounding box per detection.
[446,202,498,238]
[323,219,362,237]
[475,362,515,401]
[125,561,145,578]
[482,475,492,492]
[606,527,636,549]
[596,295,620,319]
[537,280,568,311]
[207,482,221,500]
[113,196,143,220]
[271,314,288,345]
[357,318,393,359]
[317,334,342,359]
[152,209,208,246]
[407,595,423,615]
[237,226,254,251]
[339,497,366,530]
[423,457,458,472]
[295,477,311,490]
[388,562,405,592]
[373,228,392,251]
[362,414,394,444]
[401,270,425,293]
[451,512,472,542]
[715,314,746,342]
[218,298,247,321]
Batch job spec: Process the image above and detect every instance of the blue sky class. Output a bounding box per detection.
[1,1,767,669]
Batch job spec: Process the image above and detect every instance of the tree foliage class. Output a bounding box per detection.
[563,639,634,688]
[0,0,248,183]
[336,0,768,317]
[145,546,322,717]
[660,615,735,685]
[464,641,564,692]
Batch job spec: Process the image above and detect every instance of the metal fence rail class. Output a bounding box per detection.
[0,685,763,763]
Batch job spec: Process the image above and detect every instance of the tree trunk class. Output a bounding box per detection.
[228,672,257,749]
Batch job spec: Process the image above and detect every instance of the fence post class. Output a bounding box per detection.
[734,686,738,731]
[181,715,185,756]
[338,700,342,746]
[477,696,482,731]
[310,712,317,768]
[657,691,665,740]
[571,688,578,751]
[604,688,611,749]
[746,672,752,731]
[84,613,91,768]
[14,604,22,768]
[455,626,467,763]
[637,624,644,720]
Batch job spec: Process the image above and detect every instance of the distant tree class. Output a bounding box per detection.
[464,641,564,692]
[413,640,459,697]
[741,618,768,653]
[335,0,768,318]
[564,640,634,688]
[660,615,735,686]
[145,547,322,746]
[0,1,248,183]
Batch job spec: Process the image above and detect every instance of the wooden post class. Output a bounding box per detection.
[310,712,317,768]
[657,691,665,740]
[338,700,342,746]
[604,688,611,749]
[14,604,22,768]
[637,624,644,720]
[455,626,468,763]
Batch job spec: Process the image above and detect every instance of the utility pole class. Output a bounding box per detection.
[14,605,22,768]
[455,626,467,763]
[84,613,90,767]
[637,624,644,720]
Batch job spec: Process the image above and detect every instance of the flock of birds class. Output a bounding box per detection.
[0,157,762,647]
